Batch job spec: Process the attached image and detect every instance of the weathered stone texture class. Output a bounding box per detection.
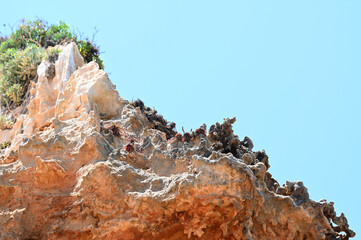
[0,43,355,240]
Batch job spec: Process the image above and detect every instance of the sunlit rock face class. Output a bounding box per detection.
[0,43,355,240]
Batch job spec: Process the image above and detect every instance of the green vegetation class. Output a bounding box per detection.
[0,115,14,130]
[0,141,11,149]
[78,40,103,69]
[0,44,44,105]
[0,18,103,108]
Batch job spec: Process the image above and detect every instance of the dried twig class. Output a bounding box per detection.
[91,27,99,43]
[20,25,42,48]
[3,97,17,120]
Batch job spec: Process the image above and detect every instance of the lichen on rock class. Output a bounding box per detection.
[0,43,355,240]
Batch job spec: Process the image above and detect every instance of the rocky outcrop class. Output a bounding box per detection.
[0,43,355,239]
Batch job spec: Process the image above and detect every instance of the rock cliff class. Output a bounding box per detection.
[0,43,355,239]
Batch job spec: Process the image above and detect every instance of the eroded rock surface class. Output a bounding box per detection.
[0,43,355,240]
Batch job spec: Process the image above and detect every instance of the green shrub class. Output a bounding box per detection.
[43,48,62,62]
[0,36,7,45]
[77,40,104,69]
[0,44,44,105]
[0,19,104,106]
[44,21,73,47]
[0,19,73,51]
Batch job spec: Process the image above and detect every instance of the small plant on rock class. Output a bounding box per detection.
[195,127,206,136]
[183,132,192,142]
[0,141,11,149]
[77,40,104,69]
[131,98,177,140]
[0,115,14,130]
[106,123,122,137]
[125,142,135,153]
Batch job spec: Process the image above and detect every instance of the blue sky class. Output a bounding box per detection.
[1,0,360,236]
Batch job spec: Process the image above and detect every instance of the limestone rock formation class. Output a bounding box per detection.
[0,43,355,240]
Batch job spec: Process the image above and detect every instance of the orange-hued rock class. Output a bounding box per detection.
[0,43,355,240]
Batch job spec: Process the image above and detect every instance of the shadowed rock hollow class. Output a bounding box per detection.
[0,43,355,240]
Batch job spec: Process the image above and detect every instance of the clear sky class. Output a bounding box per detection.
[1,0,360,237]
